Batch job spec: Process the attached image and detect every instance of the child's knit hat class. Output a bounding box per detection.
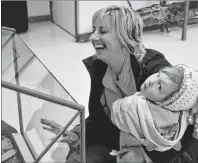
[157,64,198,111]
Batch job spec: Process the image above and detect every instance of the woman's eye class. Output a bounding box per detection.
[100,30,106,34]
[158,83,162,90]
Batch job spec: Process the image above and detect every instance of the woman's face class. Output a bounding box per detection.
[140,71,178,102]
[1,135,13,151]
[90,17,123,63]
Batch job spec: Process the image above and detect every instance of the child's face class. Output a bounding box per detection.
[140,71,178,102]
[1,135,13,151]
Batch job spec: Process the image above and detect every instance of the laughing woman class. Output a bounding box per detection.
[41,6,198,163]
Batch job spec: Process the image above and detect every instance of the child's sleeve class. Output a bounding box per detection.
[111,95,136,133]
[111,93,144,135]
[111,97,130,131]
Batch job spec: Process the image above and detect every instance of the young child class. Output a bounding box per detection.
[110,64,198,163]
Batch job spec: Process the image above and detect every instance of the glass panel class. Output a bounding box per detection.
[1,29,17,84]
[2,25,84,163]
[17,58,74,102]
[2,26,76,108]
[2,87,21,133]
[1,27,15,47]
[13,34,36,75]
[2,28,76,103]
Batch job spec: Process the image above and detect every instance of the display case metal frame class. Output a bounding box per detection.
[1,26,86,163]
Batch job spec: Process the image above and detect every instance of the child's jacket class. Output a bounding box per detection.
[111,92,189,163]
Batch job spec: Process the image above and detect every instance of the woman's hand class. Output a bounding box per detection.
[40,118,79,145]
[41,118,62,135]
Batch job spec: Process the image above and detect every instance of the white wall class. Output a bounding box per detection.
[78,1,127,34]
[78,1,160,34]
[52,1,75,36]
[27,1,50,17]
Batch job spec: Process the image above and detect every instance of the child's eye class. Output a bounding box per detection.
[158,83,162,90]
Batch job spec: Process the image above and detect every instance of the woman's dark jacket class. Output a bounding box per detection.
[72,48,197,163]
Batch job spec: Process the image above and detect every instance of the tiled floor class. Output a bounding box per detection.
[19,21,198,115]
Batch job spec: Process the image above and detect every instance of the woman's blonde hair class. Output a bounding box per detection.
[92,5,146,58]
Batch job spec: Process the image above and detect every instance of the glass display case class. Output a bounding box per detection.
[1,26,85,163]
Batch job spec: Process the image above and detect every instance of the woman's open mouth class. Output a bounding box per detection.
[93,42,106,52]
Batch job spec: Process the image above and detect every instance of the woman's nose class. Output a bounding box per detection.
[89,31,100,41]
[89,34,95,41]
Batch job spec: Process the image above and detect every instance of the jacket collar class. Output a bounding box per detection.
[82,53,142,85]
